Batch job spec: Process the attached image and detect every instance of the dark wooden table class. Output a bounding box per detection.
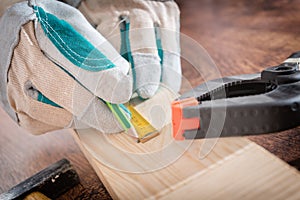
[1,0,300,199]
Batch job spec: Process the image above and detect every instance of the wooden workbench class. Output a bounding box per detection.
[1,0,300,199]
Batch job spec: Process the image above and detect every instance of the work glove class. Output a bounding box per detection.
[0,0,132,134]
[67,0,182,99]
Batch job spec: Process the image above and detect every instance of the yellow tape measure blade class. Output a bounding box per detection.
[127,105,159,142]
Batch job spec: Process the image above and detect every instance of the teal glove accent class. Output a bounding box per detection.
[120,20,165,94]
[76,0,182,98]
[154,25,164,81]
[119,103,132,118]
[37,91,62,108]
[120,19,132,63]
[120,19,136,91]
[34,6,115,72]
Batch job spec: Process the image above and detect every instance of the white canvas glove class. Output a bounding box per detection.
[0,0,132,134]
[76,0,182,99]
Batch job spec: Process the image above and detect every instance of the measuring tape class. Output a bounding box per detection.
[127,105,159,143]
[106,102,159,143]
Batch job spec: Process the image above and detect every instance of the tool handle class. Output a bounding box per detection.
[0,159,80,200]
[183,80,300,139]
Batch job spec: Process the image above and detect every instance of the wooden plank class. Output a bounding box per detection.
[159,143,300,200]
[72,88,300,199]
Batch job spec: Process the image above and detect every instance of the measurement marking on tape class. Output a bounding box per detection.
[127,105,159,143]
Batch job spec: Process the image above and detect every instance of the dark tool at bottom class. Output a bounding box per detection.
[0,159,80,200]
[172,52,300,140]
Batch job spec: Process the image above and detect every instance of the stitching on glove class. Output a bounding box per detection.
[34,6,115,71]
[39,10,101,61]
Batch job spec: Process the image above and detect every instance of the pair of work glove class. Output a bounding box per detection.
[0,0,181,134]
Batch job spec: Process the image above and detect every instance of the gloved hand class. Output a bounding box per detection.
[0,0,132,134]
[73,0,182,99]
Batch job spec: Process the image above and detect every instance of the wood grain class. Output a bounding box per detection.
[1,0,300,199]
[159,143,300,200]
[73,88,300,199]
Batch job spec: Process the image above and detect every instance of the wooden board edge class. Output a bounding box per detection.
[70,129,118,200]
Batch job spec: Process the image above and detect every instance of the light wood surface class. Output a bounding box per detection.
[72,88,300,199]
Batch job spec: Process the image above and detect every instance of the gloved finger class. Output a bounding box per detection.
[124,10,161,99]
[8,21,123,133]
[77,0,163,99]
[155,1,181,92]
[34,1,132,104]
